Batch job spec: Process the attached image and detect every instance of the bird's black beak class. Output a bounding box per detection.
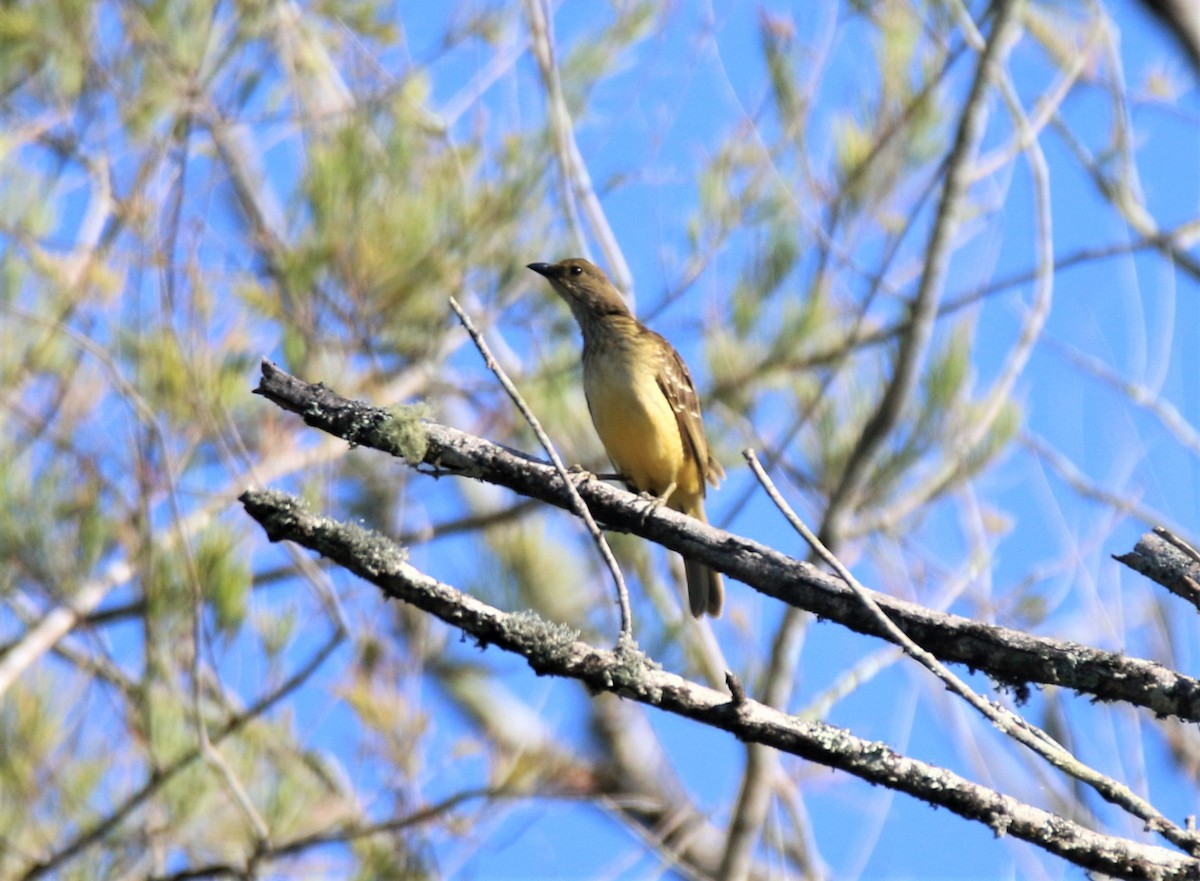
[526,262,552,277]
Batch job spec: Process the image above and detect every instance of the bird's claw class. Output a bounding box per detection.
[635,483,675,525]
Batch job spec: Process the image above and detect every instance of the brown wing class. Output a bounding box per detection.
[652,330,724,489]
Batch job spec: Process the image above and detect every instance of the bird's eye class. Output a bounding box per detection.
[569,265,582,276]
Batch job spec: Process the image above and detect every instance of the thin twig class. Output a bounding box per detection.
[721,10,1017,877]
[1021,431,1185,536]
[1051,109,1200,282]
[1050,336,1200,458]
[448,296,634,642]
[150,786,519,879]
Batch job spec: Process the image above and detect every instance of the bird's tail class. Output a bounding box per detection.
[682,500,723,617]
[685,557,724,618]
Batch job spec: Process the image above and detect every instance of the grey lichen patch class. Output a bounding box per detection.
[614,633,657,671]
[509,610,581,658]
[805,718,856,753]
[607,639,660,700]
[331,517,408,577]
[382,402,433,464]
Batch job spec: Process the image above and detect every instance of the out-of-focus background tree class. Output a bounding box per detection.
[1,1,1198,878]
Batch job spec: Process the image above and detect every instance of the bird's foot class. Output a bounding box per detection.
[635,482,676,525]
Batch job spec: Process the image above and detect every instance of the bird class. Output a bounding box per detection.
[527,257,724,617]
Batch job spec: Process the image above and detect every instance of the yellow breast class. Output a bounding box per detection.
[582,336,702,503]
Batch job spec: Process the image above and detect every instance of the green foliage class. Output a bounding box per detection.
[832,4,947,213]
[911,323,973,444]
[731,226,801,337]
[121,329,193,420]
[0,446,118,589]
[198,524,252,635]
[351,838,434,881]
[289,88,542,370]
[924,326,971,411]
[255,602,298,659]
[961,396,1022,478]
[146,679,193,764]
[0,679,61,803]
[136,0,218,71]
[761,12,803,132]
[0,0,92,98]
[313,0,399,42]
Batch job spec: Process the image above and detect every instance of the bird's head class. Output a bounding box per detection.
[527,258,631,324]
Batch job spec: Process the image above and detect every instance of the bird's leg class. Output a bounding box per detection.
[572,465,627,484]
[567,464,627,485]
[635,481,677,524]
[564,464,598,493]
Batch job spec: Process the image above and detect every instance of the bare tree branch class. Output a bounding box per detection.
[1116,528,1200,614]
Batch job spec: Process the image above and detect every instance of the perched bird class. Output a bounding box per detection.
[528,258,724,617]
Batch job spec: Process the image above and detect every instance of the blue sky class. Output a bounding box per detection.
[9,1,1197,878]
